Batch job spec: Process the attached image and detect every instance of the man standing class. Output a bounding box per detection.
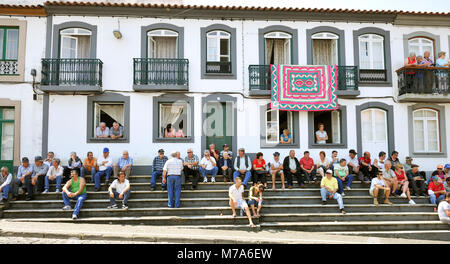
[320,169,345,214]
[113,150,133,179]
[407,164,426,196]
[283,150,303,189]
[199,150,218,183]
[0,167,12,203]
[62,169,87,220]
[233,148,252,188]
[94,147,113,191]
[300,151,316,182]
[31,156,49,194]
[163,151,183,208]
[12,157,33,201]
[346,149,360,180]
[151,149,168,191]
[184,149,200,190]
[43,159,64,193]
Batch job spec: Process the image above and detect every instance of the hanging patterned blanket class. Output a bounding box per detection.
[270,65,339,111]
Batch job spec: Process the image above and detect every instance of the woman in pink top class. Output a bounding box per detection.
[164,124,176,138]
[176,129,185,138]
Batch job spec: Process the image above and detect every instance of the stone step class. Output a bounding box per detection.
[3,203,436,219]
[328,230,450,242]
[260,212,439,222]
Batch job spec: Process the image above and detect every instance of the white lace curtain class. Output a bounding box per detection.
[160,104,184,137]
[313,39,338,65]
[149,37,177,59]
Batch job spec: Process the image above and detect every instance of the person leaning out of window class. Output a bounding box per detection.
[315,123,328,144]
[435,51,450,67]
[109,122,123,139]
[96,122,110,138]
[279,129,292,144]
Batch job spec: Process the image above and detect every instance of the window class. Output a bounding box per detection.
[312,32,338,65]
[0,27,19,75]
[265,108,293,144]
[158,102,191,139]
[358,34,384,70]
[60,28,92,59]
[206,30,231,74]
[413,109,439,153]
[408,37,434,58]
[264,31,291,64]
[94,102,124,132]
[312,110,341,144]
[147,29,178,59]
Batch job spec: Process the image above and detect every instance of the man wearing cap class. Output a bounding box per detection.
[31,156,49,194]
[220,144,233,159]
[407,164,427,196]
[94,148,113,191]
[0,167,12,203]
[346,149,360,181]
[444,164,450,178]
[12,157,33,200]
[233,148,252,188]
[151,149,168,191]
[270,152,285,190]
[283,150,303,189]
[320,169,346,214]
[428,176,446,211]
[162,151,184,208]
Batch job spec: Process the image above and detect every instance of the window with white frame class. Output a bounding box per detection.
[413,109,440,153]
[0,27,19,75]
[266,108,293,144]
[358,34,385,69]
[60,28,91,58]
[159,102,190,139]
[94,102,125,135]
[264,31,292,65]
[408,37,434,59]
[147,29,178,59]
[312,110,341,144]
[206,30,230,62]
[312,32,339,65]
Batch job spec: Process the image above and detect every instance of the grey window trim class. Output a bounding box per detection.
[87,92,130,143]
[353,27,392,86]
[258,25,298,65]
[201,94,237,153]
[355,102,395,157]
[200,24,237,79]
[306,26,346,66]
[308,105,347,149]
[140,23,184,58]
[407,104,447,158]
[259,103,300,149]
[52,21,97,59]
[153,94,195,143]
[403,31,440,61]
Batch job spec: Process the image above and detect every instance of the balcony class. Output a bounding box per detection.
[133,58,189,91]
[206,61,231,74]
[0,60,19,75]
[41,59,103,93]
[248,65,360,97]
[396,66,450,102]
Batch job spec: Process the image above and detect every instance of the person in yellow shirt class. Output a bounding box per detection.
[320,169,346,214]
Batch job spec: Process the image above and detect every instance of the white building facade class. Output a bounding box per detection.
[0,2,449,174]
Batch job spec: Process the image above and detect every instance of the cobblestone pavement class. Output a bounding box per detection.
[0,236,163,244]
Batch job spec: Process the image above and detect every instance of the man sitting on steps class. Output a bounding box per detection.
[370,171,392,205]
[233,148,252,188]
[229,177,256,228]
[320,169,346,214]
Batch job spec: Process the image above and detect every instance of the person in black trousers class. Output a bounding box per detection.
[183,149,200,190]
[283,150,304,189]
[406,164,427,196]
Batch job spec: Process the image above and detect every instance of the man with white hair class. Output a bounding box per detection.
[43,159,64,193]
[184,149,200,190]
[0,167,12,203]
[96,122,110,138]
[199,150,218,183]
[113,150,133,178]
[162,151,183,208]
[382,160,398,195]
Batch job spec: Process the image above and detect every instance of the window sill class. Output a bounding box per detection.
[410,152,447,158]
[260,143,299,149]
[87,138,129,144]
[202,72,236,79]
[309,143,347,149]
[153,137,194,143]
[358,81,392,87]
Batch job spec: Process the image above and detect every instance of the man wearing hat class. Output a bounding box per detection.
[12,157,33,200]
[320,169,345,214]
[31,156,49,194]
[220,144,233,159]
[428,175,446,212]
[93,147,113,191]
[444,164,450,178]
[151,149,168,191]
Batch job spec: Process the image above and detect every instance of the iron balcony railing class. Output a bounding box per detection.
[41,58,103,86]
[206,61,231,74]
[248,65,359,91]
[0,60,19,75]
[134,58,189,86]
[397,66,449,96]
[359,69,387,82]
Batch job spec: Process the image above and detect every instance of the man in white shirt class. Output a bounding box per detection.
[370,171,392,205]
[108,171,131,210]
[438,192,450,224]
[94,147,113,191]
[0,167,12,203]
[43,159,64,193]
[229,177,256,228]
[199,150,218,183]
[163,151,184,208]
[346,149,360,180]
[233,148,252,187]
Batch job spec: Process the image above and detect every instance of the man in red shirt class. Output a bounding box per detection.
[429,175,446,211]
[300,151,317,182]
[208,144,220,161]
[359,151,374,181]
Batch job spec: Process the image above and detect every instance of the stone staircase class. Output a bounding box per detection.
[1,174,449,241]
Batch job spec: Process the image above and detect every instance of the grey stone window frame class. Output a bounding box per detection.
[258,25,299,65]
[87,92,130,143]
[153,94,195,143]
[355,102,395,157]
[140,23,184,58]
[200,24,237,79]
[52,21,97,59]
[306,26,346,65]
[407,104,447,158]
[259,103,300,149]
[307,105,347,149]
[403,32,440,61]
[353,27,392,87]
